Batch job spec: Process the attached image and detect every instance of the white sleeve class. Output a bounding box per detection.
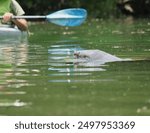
[10,0,25,16]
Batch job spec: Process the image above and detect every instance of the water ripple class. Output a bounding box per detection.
[48,44,108,83]
[0,99,30,107]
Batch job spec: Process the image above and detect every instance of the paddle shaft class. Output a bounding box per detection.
[0,15,84,19]
[0,16,46,19]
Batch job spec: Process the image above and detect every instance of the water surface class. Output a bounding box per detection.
[0,19,150,115]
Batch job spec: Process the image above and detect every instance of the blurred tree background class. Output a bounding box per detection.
[17,0,150,18]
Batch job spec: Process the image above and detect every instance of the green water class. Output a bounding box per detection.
[0,19,150,115]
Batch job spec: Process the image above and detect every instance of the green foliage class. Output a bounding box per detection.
[17,0,118,17]
[15,0,150,18]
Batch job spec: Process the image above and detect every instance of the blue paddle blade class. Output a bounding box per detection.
[46,8,87,26]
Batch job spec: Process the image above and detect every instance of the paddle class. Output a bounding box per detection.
[0,8,87,27]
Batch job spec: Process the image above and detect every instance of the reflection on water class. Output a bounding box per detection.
[0,43,28,88]
[0,42,29,107]
[0,99,29,107]
[48,44,120,83]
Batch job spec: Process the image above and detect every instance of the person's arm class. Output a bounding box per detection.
[12,18,28,31]
[2,12,28,31]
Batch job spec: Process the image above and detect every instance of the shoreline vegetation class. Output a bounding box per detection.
[18,0,150,18]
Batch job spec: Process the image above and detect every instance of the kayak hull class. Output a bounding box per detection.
[0,25,27,44]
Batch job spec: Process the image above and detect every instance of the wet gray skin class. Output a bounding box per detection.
[73,50,123,66]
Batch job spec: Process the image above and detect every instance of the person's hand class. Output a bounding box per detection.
[2,12,13,23]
